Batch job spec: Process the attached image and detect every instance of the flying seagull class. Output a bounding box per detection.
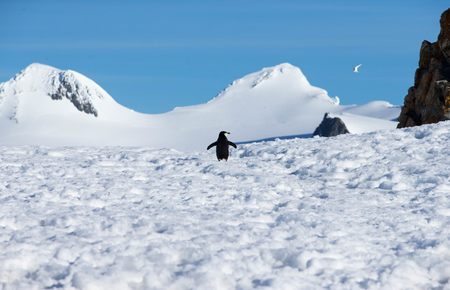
[353,64,362,73]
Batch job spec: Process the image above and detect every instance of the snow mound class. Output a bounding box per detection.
[0,121,449,289]
[342,101,400,121]
[326,112,398,134]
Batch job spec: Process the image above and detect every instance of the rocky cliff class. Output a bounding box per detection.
[397,8,450,128]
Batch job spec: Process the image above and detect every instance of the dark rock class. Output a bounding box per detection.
[438,7,450,61]
[419,41,432,69]
[49,73,98,117]
[398,9,450,128]
[313,113,350,137]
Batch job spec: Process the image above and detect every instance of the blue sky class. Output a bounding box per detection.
[1,1,447,114]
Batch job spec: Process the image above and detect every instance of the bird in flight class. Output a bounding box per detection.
[353,64,362,73]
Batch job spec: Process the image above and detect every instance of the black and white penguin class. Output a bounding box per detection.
[207,131,237,161]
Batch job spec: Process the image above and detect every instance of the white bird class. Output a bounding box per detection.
[353,64,362,73]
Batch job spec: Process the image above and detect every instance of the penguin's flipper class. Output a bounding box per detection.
[228,141,237,148]
[207,141,218,150]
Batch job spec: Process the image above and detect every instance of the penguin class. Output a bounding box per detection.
[207,131,237,161]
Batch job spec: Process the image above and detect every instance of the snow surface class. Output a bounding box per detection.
[1,121,449,289]
[0,63,399,150]
[341,101,400,121]
[327,112,398,134]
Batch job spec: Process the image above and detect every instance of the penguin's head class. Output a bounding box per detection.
[219,131,230,137]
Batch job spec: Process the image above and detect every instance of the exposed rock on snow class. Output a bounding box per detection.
[313,113,349,137]
[49,71,99,117]
[398,8,450,128]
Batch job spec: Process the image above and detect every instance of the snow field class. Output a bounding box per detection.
[0,122,450,289]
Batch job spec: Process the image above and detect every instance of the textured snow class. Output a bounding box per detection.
[0,63,399,150]
[0,121,449,289]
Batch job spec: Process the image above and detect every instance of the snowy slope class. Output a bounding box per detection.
[326,112,398,134]
[341,101,400,121]
[0,121,449,289]
[329,101,401,134]
[0,63,399,150]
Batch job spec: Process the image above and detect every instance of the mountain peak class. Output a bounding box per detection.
[209,63,317,104]
[245,62,308,89]
[24,62,58,72]
[0,63,126,122]
[14,63,59,80]
[267,62,300,72]
[10,63,59,84]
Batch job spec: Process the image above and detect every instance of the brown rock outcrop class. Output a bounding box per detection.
[397,8,450,128]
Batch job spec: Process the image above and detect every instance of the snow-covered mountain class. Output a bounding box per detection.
[0,64,154,146]
[0,63,399,150]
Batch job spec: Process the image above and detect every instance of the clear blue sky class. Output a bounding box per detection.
[1,1,447,113]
